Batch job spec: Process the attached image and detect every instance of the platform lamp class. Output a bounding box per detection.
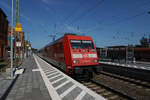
[10,0,14,78]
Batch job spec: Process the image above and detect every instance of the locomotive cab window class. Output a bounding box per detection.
[70,40,94,49]
[70,40,81,49]
[82,40,94,49]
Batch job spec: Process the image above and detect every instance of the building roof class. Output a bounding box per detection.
[0,8,7,18]
[107,45,127,48]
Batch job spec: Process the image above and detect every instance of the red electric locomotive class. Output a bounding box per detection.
[41,34,100,79]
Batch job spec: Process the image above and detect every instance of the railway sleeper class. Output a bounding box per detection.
[108,95,119,100]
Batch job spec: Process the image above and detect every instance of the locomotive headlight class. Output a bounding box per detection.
[94,59,98,62]
[73,60,79,64]
[73,60,76,64]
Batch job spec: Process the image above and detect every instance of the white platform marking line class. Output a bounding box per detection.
[74,90,86,100]
[32,69,40,72]
[116,63,120,66]
[36,55,106,100]
[46,71,59,77]
[44,69,55,73]
[43,68,54,70]
[45,69,56,73]
[33,55,61,100]
[55,80,70,90]
[43,70,51,73]
[140,66,146,69]
[45,71,57,76]
[45,72,57,76]
[60,85,76,98]
[51,76,65,84]
[146,68,150,70]
[133,65,137,68]
[48,73,61,80]
[121,64,125,66]
[43,69,49,72]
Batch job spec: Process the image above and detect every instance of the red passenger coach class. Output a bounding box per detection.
[42,34,100,79]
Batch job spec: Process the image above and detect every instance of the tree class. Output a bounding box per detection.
[31,48,38,53]
[140,37,149,48]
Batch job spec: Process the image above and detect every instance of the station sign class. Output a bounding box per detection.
[16,42,21,47]
[28,47,31,50]
[26,43,30,47]
[14,22,22,32]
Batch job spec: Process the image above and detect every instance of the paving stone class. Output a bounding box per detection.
[82,93,95,100]
[62,86,82,100]
[48,73,60,79]
[46,70,57,76]
[52,78,68,88]
[4,56,52,100]
[49,75,64,82]
[56,81,74,95]
[0,78,14,99]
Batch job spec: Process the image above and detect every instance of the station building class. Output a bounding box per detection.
[0,8,9,60]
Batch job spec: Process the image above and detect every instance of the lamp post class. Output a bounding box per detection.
[10,0,14,78]
[148,11,150,47]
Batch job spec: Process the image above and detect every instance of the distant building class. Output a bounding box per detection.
[8,25,25,59]
[0,8,9,60]
[14,22,24,59]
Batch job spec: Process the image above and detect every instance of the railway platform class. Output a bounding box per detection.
[0,54,106,100]
[100,61,150,70]
[99,60,150,82]
[3,55,51,100]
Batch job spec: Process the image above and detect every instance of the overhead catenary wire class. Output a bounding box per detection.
[86,11,147,33]
[60,0,87,25]
[59,0,88,32]
[61,0,104,32]
[85,0,150,33]
[68,0,105,26]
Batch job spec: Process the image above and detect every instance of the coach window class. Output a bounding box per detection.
[60,43,63,49]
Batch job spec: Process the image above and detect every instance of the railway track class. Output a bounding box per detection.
[41,56,150,99]
[99,71,150,88]
[81,81,130,100]
[86,71,150,100]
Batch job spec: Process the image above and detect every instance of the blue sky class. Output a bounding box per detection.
[1,0,150,49]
